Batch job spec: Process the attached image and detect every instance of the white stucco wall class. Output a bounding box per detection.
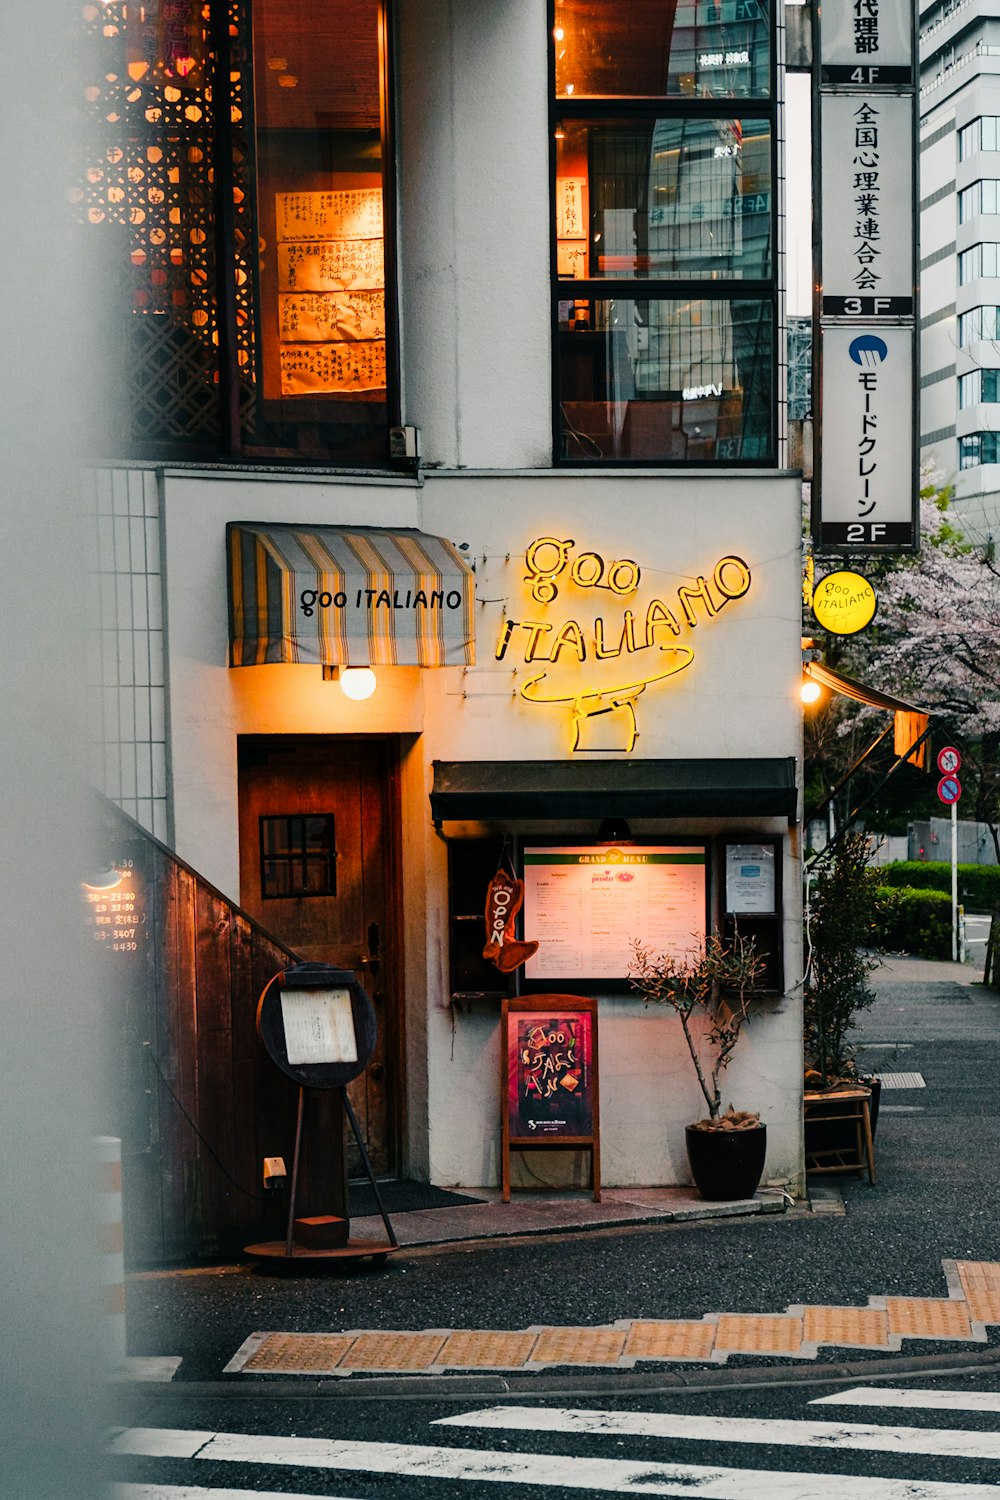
[160,466,804,1191]
[396,0,552,468]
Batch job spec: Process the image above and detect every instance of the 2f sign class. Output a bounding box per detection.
[816,325,916,551]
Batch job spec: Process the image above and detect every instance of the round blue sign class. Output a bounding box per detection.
[938,774,962,805]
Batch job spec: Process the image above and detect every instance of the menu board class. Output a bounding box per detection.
[506,1007,594,1141]
[279,987,358,1066]
[522,845,707,981]
[724,843,776,915]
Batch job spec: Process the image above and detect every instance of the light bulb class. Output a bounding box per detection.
[339,667,377,701]
[800,679,822,704]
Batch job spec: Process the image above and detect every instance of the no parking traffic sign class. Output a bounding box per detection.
[938,774,961,806]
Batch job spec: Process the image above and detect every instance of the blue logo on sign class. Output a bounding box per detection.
[848,335,889,368]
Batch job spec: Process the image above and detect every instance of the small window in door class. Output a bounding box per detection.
[260,814,336,898]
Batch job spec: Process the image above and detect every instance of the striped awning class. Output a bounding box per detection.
[228,523,475,668]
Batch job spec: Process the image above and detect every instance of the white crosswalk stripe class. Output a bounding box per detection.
[107,1418,1000,1499]
[435,1402,1000,1460]
[111,1488,362,1500]
[810,1386,1000,1415]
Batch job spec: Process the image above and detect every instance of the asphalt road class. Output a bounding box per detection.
[109,1367,1000,1496]
[110,960,1000,1496]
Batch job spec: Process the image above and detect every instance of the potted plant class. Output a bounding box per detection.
[629,931,767,1200]
[803,832,884,1160]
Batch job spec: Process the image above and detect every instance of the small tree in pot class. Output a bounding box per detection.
[629,932,767,1199]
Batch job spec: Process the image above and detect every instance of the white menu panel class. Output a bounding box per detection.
[523,845,707,981]
[280,988,358,1066]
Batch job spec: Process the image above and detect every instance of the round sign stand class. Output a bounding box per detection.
[245,963,398,1267]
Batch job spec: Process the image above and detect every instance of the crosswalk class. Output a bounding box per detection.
[107,1384,1000,1499]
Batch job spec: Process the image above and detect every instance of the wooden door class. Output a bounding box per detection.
[237,735,400,1176]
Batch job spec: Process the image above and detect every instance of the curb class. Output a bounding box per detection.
[111,1343,1000,1404]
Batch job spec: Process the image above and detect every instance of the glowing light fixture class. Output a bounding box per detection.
[554,25,565,39]
[801,678,822,705]
[339,667,377,702]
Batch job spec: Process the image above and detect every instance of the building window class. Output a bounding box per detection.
[959,243,1000,283]
[959,180,1000,222]
[959,431,1000,468]
[959,370,1000,406]
[260,814,337,898]
[76,0,397,468]
[959,306,1000,344]
[959,117,1000,159]
[551,2,775,466]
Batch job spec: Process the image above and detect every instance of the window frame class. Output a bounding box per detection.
[86,0,403,471]
[548,3,779,470]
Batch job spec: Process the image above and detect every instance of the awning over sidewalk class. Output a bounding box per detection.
[430,758,798,823]
[228,522,475,668]
[803,662,930,769]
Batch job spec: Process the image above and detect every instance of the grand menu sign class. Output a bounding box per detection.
[522,844,707,982]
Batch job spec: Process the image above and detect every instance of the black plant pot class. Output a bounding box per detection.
[685,1123,767,1201]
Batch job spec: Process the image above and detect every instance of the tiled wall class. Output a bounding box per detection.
[86,467,170,843]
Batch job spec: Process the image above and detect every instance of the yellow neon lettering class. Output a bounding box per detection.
[524,536,574,604]
[644,598,681,646]
[594,611,636,659]
[714,555,752,601]
[570,551,605,588]
[495,617,515,661]
[606,558,641,595]
[519,620,555,661]
[677,576,718,628]
[551,619,587,663]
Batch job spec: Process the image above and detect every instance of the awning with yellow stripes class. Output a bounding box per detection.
[227,523,476,668]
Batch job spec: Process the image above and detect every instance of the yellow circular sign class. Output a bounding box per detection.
[812,570,878,635]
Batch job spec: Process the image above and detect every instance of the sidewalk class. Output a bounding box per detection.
[122,956,1000,1386]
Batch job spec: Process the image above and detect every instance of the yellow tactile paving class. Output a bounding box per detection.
[955,1262,1000,1321]
[885,1297,975,1340]
[243,1333,356,1373]
[435,1330,539,1368]
[623,1320,719,1362]
[801,1305,891,1349]
[530,1327,627,1365]
[715,1314,804,1354]
[230,1258,1000,1375]
[339,1331,449,1371]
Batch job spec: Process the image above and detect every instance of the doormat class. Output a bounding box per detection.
[347,1180,485,1217]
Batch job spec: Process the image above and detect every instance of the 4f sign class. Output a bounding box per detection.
[816,326,916,552]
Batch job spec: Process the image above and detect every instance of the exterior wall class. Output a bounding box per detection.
[921,2,1000,534]
[158,465,805,1191]
[397,0,552,468]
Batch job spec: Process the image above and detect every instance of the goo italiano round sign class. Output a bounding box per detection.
[812,570,878,636]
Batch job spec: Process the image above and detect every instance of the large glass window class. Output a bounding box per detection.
[552,0,776,465]
[555,118,771,282]
[558,297,772,460]
[75,0,396,467]
[553,0,771,100]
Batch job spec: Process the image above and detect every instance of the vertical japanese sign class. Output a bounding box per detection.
[813,0,918,553]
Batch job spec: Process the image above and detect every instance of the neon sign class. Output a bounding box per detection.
[497,537,752,752]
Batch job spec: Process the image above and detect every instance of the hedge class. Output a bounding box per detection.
[881,860,1000,911]
[874,884,952,960]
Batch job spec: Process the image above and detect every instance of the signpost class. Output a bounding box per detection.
[812,0,918,554]
[937,748,963,961]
